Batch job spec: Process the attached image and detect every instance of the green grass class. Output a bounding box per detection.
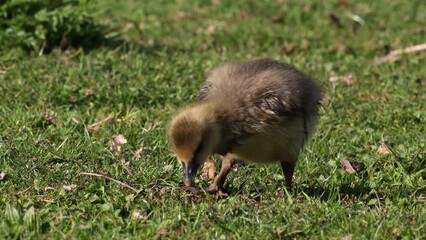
[1,0,425,239]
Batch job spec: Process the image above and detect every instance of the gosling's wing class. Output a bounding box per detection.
[229,90,301,136]
[197,59,321,143]
[229,71,321,141]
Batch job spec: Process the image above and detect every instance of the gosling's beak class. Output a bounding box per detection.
[182,162,199,187]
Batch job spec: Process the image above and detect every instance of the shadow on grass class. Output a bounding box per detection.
[221,182,373,202]
[297,183,372,201]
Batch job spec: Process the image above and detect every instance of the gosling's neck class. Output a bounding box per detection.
[193,101,230,155]
[182,100,227,122]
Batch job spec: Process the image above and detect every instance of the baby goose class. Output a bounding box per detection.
[168,59,321,193]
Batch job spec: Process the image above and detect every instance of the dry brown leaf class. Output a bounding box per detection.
[155,227,170,238]
[321,95,332,105]
[0,172,5,181]
[391,227,401,236]
[112,134,127,152]
[44,115,56,125]
[71,117,80,124]
[339,0,350,8]
[173,226,184,234]
[132,209,148,220]
[329,75,340,83]
[201,219,212,229]
[201,158,216,180]
[377,142,401,161]
[240,10,250,18]
[341,161,358,173]
[206,25,216,35]
[44,186,55,191]
[155,226,184,238]
[63,184,78,191]
[421,79,426,87]
[281,43,297,54]
[132,144,144,160]
[85,88,95,97]
[137,39,154,47]
[41,198,55,203]
[338,235,353,240]
[343,74,355,85]
[333,41,348,52]
[341,160,365,174]
[329,74,355,85]
[328,75,340,82]
[177,11,187,20]
[271,15,285,23]
[159,186,173,194]
[377,143,391,155]
[38,196,55,203]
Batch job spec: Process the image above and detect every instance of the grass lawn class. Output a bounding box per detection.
[1,0,425,239]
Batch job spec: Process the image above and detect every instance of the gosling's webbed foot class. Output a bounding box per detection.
[207,184,229,197]
[207,184,219,193]
[181,185,201,194]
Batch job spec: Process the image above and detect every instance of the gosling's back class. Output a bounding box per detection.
[198,59,321,143]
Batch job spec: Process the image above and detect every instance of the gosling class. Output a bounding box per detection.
[168,59,321,193]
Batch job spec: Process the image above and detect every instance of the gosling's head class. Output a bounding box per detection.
[168,104,222,187]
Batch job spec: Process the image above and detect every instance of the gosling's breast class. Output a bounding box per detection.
[230,118,305,163]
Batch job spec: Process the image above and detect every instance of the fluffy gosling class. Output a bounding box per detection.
[168,59,321,193]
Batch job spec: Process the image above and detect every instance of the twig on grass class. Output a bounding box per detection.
[87,114,115,131]
[56,137,69,151]
[383,141,401,162]
[121,160,134,176]
[79,172,138,192]
[378,43,426,63]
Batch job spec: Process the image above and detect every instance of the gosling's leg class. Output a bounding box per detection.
[208,155,237,194]
[281,161,296,190]
[281,134,304,190]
